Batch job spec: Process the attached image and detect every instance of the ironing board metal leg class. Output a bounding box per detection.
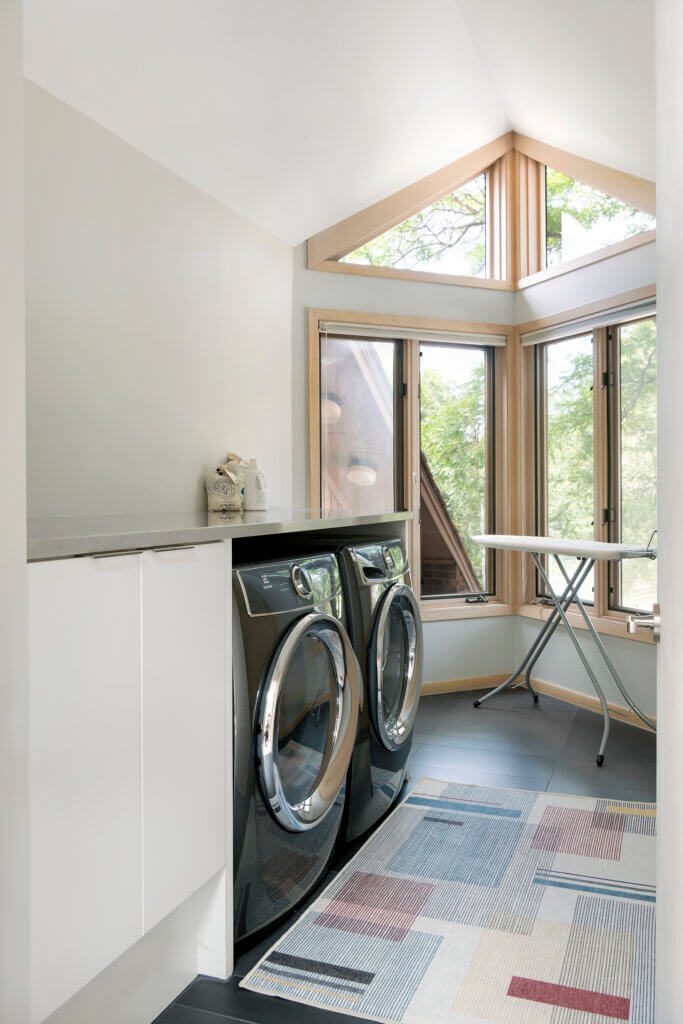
[521,558,595,685]
[552,555,656,734]
[534,555,610,765]
[473,558,588,709]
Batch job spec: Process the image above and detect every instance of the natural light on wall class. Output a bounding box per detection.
[545,168,655,267]
[340,173,487,278]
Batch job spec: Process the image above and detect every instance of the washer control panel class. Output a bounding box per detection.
[236,554,342,616]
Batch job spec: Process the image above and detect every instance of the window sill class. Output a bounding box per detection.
[419,599,514,623]
[516,230,656,290]
[308,258,515,291]
[518,602,655,644]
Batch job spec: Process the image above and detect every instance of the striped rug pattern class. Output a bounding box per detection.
[240,779,656,1023]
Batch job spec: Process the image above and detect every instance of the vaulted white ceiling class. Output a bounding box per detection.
[23,0,655,245]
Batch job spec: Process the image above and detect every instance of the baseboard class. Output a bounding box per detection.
[421,673,656,733]
[528,677,656,733]
[421,673,509,696]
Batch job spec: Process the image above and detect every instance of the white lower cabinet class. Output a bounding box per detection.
[29,542,229,1022]
[141,543,227,931]
[29,554,143,1024]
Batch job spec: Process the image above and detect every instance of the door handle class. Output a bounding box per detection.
[627,602,661,642]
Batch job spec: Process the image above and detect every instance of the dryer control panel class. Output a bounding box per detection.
[235,554,343,617]
[351,539,408,585]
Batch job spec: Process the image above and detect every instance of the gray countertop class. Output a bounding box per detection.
[27,508,412,561]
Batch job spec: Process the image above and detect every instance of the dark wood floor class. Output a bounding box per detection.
[155,689,656,1024]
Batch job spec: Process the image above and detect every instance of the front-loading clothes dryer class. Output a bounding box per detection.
[338,538,423,842]
[232,552,362,945]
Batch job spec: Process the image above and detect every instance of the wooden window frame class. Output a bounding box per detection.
[606,316,658,615]
[308,308,516,622]
[306,134,655,292]
[308,289,655,636]
[518,287,657,644]
[307,134,516,290]
[516,136,656,288]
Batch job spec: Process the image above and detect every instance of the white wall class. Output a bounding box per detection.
[0,4,29,1022]
[514,240,656,325]
[655,0,682,1015]
[423,615,517,683]
[25,83,294,520]
[517,619,656,718]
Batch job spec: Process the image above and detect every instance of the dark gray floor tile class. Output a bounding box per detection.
[413,741,556,777]
[547,757,656,800]
[154,1002,233,1022]
[418,689,575,717]
[472,690,576,715]
[558,709,656,765]
[413,708,576,756]
[178,976,368,1023]
[407,758,552,793]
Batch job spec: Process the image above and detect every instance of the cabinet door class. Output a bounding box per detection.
[29,555,142,1024]
[141,542,227,932]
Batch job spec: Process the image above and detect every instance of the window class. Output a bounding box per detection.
[341,173,487,279]
[535,333,595,601]
[608,318,657,612]
[420,343,494,597]
[531,310,657,616]
[319,333,403,515]
[545,168,655,268]
[311,316,504,611]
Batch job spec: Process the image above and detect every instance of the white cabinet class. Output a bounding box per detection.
[29,554,143,1024]
[141,543,227,931]
[29,541,230,1022]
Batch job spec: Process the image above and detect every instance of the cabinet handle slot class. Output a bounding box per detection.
[151,544,196,553]
[92,549,142,559]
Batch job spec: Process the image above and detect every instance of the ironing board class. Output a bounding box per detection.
[471,535,657,765]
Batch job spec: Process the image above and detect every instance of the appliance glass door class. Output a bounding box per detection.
[258,613,360,833]
[370,584,423,750]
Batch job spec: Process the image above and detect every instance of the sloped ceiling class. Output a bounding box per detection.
[456,0,655,183]
[23,0,654,245]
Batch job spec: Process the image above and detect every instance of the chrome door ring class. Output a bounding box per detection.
[370,584,423,751]
[257,612,362,833]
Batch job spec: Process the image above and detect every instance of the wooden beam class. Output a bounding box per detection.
[513,134,656,215]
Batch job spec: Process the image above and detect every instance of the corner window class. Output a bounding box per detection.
[607,318,658,612]
[341,173,487,279]
[545,167,655,268]
[532,312,657,615]
[535,333,595,602]
[420,343,494,597]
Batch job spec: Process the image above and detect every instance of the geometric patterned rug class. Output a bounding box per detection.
[240,778,656,1023]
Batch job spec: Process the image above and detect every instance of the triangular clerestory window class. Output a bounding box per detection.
[340,172,487,278]
[545,167,655,267]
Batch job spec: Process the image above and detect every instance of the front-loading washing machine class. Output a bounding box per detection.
[232,551,362,944]
[337,537,423,841]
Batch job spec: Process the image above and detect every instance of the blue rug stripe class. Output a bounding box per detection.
[533,877,656,902]
[406,795,521,818]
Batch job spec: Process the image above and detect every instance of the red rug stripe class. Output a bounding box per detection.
[507,976,630,1020]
